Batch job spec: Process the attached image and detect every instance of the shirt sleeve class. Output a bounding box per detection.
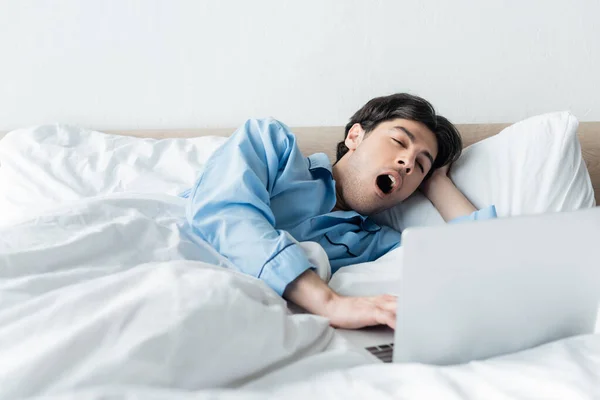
[384,205,497,252]
[449,205,498,224]
[186,118,312,296]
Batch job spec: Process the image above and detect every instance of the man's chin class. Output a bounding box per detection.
[346,201,385,217]
[355,199,407,216]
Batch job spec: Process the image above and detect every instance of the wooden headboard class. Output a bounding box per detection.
[102,122,600,204]
[1,122,599,203]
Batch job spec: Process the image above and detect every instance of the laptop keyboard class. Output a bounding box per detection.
[366,342,394,363]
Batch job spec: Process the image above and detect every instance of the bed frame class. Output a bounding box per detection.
[2,122,599,203]
[104,122,600,204]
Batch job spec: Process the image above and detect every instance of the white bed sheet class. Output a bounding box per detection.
[1,125,599,398]
[1,193,600,400]
[20,330,600,399]
[0,124,228,226]
[0,194,347,398]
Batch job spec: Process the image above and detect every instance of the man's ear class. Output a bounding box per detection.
[345,123,366,151]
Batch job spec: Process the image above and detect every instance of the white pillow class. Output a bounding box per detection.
[0,124,228,226]
[373,111,596,231]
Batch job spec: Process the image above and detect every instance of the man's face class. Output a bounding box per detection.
[334,118,439,216]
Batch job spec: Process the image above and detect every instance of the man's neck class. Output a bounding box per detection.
[332,163,350,212]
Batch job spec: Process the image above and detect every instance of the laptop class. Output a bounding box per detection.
[337,207,600,365]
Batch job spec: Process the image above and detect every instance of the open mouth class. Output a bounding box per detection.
[376,174,397,195]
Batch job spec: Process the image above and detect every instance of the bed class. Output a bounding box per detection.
[0,120,599,399]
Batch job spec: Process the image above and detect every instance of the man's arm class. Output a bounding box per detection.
[187,118,313,296]
[284,269,397,329]
[421,164,497,222]
[187,118,396,329]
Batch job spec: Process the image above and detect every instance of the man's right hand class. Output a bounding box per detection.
[323,294,397,330]
[283,269,397,330]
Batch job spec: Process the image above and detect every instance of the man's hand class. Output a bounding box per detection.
[420,163,477,222]
[420,163,451,195]
[283,269,397,330]
[428,163,451,181]
[324,294,397,329]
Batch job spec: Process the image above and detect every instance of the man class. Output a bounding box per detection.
[183,93,496,330]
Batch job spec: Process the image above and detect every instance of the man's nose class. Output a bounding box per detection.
[398,157,415,175]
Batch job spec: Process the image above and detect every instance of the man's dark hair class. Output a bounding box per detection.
[336,93,462,178]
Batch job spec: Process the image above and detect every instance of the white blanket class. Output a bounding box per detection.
[1,194,600,399]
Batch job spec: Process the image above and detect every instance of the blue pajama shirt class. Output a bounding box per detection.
[182,118,497,295]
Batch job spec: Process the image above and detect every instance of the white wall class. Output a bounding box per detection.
[0,0,598,131]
